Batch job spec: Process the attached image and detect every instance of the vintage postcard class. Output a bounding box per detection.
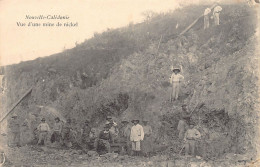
[0,0,259,166]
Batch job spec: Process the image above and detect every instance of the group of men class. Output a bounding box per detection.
[8,114,153,156]
[94,116,153,156]
[8,106,201,157]
[204,5,223,30]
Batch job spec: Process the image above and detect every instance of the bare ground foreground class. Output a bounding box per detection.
[1,2,260,167]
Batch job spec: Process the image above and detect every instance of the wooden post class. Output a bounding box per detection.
[157,35,163,51]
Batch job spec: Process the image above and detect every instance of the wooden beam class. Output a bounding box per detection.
[179,4,216,36]
[0,87,32,123]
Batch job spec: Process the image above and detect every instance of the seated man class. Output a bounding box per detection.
[94,125,113,154]
[184,122,201,157]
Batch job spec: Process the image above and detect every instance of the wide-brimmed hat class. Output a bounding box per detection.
[121,120,129,123]
[172,68,181,72]
[41,118,46,121]
[131,119,140,123]
[55,117,60,121]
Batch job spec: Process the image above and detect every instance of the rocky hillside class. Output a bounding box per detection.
[1,2,259,159]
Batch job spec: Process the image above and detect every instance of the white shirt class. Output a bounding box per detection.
[170,73,184,83]
[130,124,144,142]
[37,122,50,132]
[204,8,211,16]
[184,128,201,140]
[214,6,222,13]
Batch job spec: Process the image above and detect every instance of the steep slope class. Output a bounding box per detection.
[1,3,258,159]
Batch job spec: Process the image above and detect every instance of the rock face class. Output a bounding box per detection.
[1,3,258,165]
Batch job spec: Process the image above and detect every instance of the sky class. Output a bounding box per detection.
[0,0,235,66]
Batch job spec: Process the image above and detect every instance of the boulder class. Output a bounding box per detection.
[87,150,99,157]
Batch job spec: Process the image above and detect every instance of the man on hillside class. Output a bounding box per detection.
[37,118,50,145]
[130,119,144,156]
[62,118,73,148]
[8,114,21,147]
[94,125,113,154]
[169,67,184,101]
[142,119,153,157]
[106,116,119,142]
[213,5,222,26]
[177,104,191,140]
[204,8,211,29]
[119,120,131,155]
[184,122,201,157]
[51,117,63,144]
[81,119,92,150]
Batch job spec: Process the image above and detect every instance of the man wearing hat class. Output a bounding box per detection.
[94,124,113,154]
[8,113,21,147]
[177,104,191,140]
[106,116,119,141]
[142,119,153,157]
[130,118,144,156]
[62,118,73,148]
[119,120,131,155]
[169,66,184,101]
[213,5,222,26]
[184,122,201,157]
[51,117,63,144]
[204,7,211,29]
[80,119,92,150]
[37,118,50,145]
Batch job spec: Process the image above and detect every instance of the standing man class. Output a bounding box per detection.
[130,118,144,156]
[106,116,119,142]
[94,125,113,154]
[81,119,91,150]
[62,118,73,148]
[177,104,191,140]
[213,5,222,26]
[37,118,50,145]
[142,119,153,157]
[8,114,21,147]
[184,122,201,157]
[51,117,63,144]
[169,67,184,101]
[119,120,131,155]
[204,8,211,29]
[20,119,32,146]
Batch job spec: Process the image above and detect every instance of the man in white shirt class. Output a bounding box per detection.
[130,119,144,156]
[37,118,50,145]
[170,67,184,101]
[213,6,222,26]
[204,8,211,29]
[184,122,201,157]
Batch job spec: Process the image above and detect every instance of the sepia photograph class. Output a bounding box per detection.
[0,0,260,166]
